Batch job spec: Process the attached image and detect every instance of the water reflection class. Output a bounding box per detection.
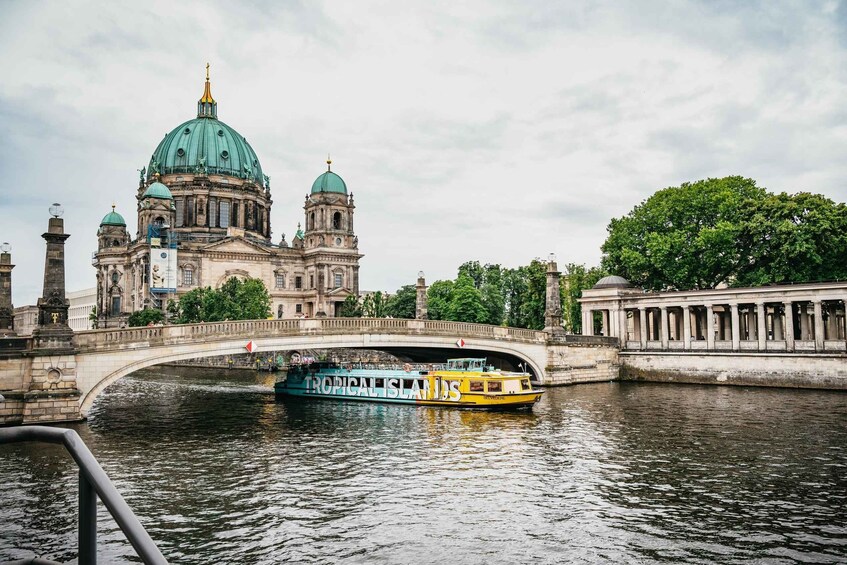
[1,367,846,564]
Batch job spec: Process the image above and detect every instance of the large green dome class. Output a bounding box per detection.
[148,117,263,184]
[147,73,264,185]
[311,170,347,194]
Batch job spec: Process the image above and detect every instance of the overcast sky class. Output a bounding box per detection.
[2,1,846,306]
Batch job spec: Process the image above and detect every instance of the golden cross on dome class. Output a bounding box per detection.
[206,62,210,80]
[327,154,332,171]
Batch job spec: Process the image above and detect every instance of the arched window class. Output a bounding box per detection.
[309,212,315,230]
[332,211,342,229]
[153,216,165,227]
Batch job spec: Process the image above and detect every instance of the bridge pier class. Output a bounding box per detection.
[22,353,83,423]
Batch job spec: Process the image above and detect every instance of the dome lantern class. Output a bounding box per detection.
[197,62,217,119]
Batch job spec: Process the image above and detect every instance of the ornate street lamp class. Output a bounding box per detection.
[0,242,10,253]
[49,203,64,218]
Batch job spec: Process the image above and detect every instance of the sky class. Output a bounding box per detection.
[2,0,847,306]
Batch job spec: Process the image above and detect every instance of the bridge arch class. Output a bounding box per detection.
[74,319,550,415]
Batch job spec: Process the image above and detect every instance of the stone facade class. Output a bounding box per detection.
[91,75,362,328]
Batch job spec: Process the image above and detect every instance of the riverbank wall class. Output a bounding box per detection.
[620,352,847,389]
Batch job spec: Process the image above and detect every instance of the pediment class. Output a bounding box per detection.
[202,237,272,255]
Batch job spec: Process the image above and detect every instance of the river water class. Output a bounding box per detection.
[1,367,846,564]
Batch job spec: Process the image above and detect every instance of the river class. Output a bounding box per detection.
[2,367,846,564]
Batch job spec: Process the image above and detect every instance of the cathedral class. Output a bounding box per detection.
[93,68,362,328]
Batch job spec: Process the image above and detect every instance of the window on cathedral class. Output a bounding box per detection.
[153,216,165,228]
[309,275,314,289]
[333,212,342,229]
[209,198,217,228]
[183,267,193,286]
[111,296,121,317]
[275,274,285,289]
[232,202,239,227]
[334,273,342,288]
[309,212,315,230]
[296,304,302,313]
[219,201,230,228]
[175,200,184,227]
[295,276,303,290]
[186,198,195,226]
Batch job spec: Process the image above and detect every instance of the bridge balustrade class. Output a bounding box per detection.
[72,318,550,351]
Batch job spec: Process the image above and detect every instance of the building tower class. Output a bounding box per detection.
[303,158,360,317]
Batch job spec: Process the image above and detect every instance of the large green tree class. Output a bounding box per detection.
[127,307,164,327]
[447,274,488,323]
[735,192,847,286]
[386,285,417,319]
[172,277,270,323]
[338,295,362,317]
[427,280,454,320]
[602,176,766,290]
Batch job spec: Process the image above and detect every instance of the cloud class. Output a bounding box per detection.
[1,0,846,303]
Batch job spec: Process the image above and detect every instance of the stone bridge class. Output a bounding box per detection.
[0,318,618,424]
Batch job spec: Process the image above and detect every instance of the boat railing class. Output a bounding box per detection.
[0,426,168,565]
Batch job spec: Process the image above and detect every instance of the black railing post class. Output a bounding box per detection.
[79,470,97,564]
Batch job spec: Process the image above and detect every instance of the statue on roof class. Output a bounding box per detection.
[138,166,146,183]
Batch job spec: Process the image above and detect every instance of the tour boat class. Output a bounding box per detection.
[274,358,543,409]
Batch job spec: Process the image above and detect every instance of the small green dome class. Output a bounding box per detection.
[311,170,347,194]
[100,208,126,226]
[143,181,173,200]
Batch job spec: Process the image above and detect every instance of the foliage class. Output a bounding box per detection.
[127,307,164,327]
[361,291,387,318]
[172,277,271,323]
[426,280,454,320]
[338,295,362,317]
[446,274,488,323]
[385,285,417,319]
[601,176,766,290]
[602,176,847,289]
[89,306,98,329]
[562,263,607,334]
[735,192,847,286]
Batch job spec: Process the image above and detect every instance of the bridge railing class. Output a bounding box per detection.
[0,426,168,564]
[74,318,551,350]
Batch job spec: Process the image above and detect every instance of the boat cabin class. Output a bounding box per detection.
[445,358,492,372]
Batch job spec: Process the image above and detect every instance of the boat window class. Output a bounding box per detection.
[469,381,484,392]
[487,381,502,392]
[521,379,531,390]
[374,378,385,388]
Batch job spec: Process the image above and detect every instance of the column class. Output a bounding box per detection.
[784,301,795,351]
[660,306,669,349]
[773,306,783,341]
[0,245,14,335]
[639,307,647,349]
[415,272,428,320]
[706,304,715,350]
[747,308,757,341]
[582,309,592,336]
[813,300,824,351]
[756,301,767,351]
[601,310,609,336]
[683,305,691,349]
[799,303,810,340]
[618,308,628,346]
[730,303,740,351]
[543,257,564,336]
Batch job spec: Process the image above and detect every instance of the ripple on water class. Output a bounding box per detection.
[1,368,847,564]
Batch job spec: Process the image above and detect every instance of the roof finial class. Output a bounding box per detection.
[327,154,332,171]
[198,62,217,117]
[111,203,116,212]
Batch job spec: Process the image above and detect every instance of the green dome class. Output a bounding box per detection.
[311,170,347,194]
[143,181,173,200]
[148,117,264,184]
[100,209,126,226]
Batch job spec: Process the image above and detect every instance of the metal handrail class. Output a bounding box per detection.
[0,426,168,565]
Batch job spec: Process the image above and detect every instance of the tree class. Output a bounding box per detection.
[735,192,847,286]
[480,264,506,325]
[361,291,387,318]
[386,285,417,319]
[601,176,766,290]
[447,274,488,323]
[89,306,98,329]
[427,280,454,320]
[127,307,164,327]
[338,295,362,317]
[562,263,607,334]
[172,277,270,323]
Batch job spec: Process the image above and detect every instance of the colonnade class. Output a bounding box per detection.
[582,293,847,353]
